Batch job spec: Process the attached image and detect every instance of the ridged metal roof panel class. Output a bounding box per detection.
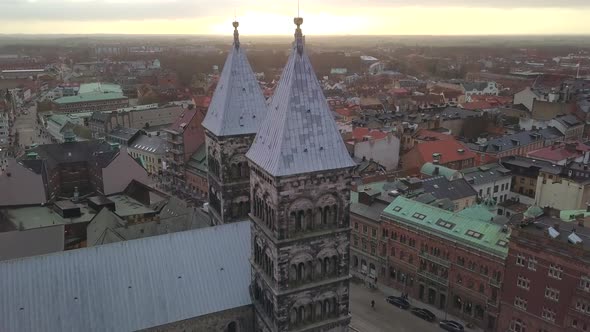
[246,23,355,177]
[0,221,252,332]
[202,28,268,137]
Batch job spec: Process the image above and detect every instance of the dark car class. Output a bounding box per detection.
[385,296,410,309]
[439,320,464,332]
[411,307,436,322]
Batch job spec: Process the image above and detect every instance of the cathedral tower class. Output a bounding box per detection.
[202,21,268,225]
[246,17,356,332]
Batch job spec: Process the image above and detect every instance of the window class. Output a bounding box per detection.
[520,178,525,184]
[353,236,359,247]
[354,222,358,231]
[517,275,530,290]
[544,287,560,302]
[548,264,563,280]
[371,228,377,238]
[514,296,527,310]
[576,300,590,314]
[530,178,535,185]
[494,185,499,193]
[580,276,590,292]
[528,257,537,271]
[541,307,556,322]
[516,254,525,266]
[412,212,426,220]
[465,230,484,239]
[479,189,483,196]
[435,219,456,229]
[363,225,368,234]
[509,318,526,332]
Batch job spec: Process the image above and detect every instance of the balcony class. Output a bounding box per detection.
[419,251,450,268]
[489,278,501,288]
[418,269,448,286]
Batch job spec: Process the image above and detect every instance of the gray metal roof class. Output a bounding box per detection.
[246,20,356,177]
[202,24,268,137]
[0,221,252,332]
[461,163,512,187]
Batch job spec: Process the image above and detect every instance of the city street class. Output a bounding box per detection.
[12,103,52,152]
[350,282,442,332]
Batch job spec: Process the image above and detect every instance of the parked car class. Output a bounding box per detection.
[411,307,436,322]
[385,296,410,309]
[439,320,464,332]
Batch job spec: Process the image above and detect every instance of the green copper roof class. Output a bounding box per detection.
[524,205,543,219]
[47,114,72,127]
[457,204,496,222]
[54,91,127,105]
[382,196,509,258]
[186,144,207,174]
[420,162,460,180]
[560,209,590,222]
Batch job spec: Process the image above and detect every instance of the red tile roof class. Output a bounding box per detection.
[415,129,454,142]
[460,101,495,110]
[352,127,388,142]
[334,108,357,117]
[527,142,590,162]
[416,139,476,164]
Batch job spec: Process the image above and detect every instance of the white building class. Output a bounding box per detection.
[461,81,499,102]
[513,87,549,111]
[352,133,400,170]
[461,163,512,204]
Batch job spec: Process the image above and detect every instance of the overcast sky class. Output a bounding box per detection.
[0,0,589,35]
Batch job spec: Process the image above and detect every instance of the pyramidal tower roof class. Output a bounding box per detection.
[202,21,268,137]
[246,17,356,177]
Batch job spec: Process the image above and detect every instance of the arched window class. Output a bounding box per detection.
[232,163,240,179]
[227,321,237,332]
[315,302,323,320]
[297,210,305,231]
[290,308,297,324]
[297,306,305,324]
[323,299,331,316]
[323,257,331,275]
[297,262,305,282]
[332,256,338,276]
[306,209,313,230]
[240,162,249,178]
[322,207,329,225]
[315,207,322,226]
[290,265,297,282]
[306,303,313,322]
[331,205,338,224]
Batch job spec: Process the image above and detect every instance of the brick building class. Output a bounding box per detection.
[161,106,207,202]
[498,215,590,332]
[381,197,509,331]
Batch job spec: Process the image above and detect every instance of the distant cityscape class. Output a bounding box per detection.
[0,12,590,332]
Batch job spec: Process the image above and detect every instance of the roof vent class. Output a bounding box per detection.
[548,227,560,239]
[569,232,583,244]
[457,149,465,154]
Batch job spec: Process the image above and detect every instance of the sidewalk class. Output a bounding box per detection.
[375,282,484,332]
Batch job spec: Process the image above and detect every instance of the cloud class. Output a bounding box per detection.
[1,0,589,22]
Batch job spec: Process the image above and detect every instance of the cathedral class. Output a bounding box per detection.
[203,16,355,332]
[0,17,354,332]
